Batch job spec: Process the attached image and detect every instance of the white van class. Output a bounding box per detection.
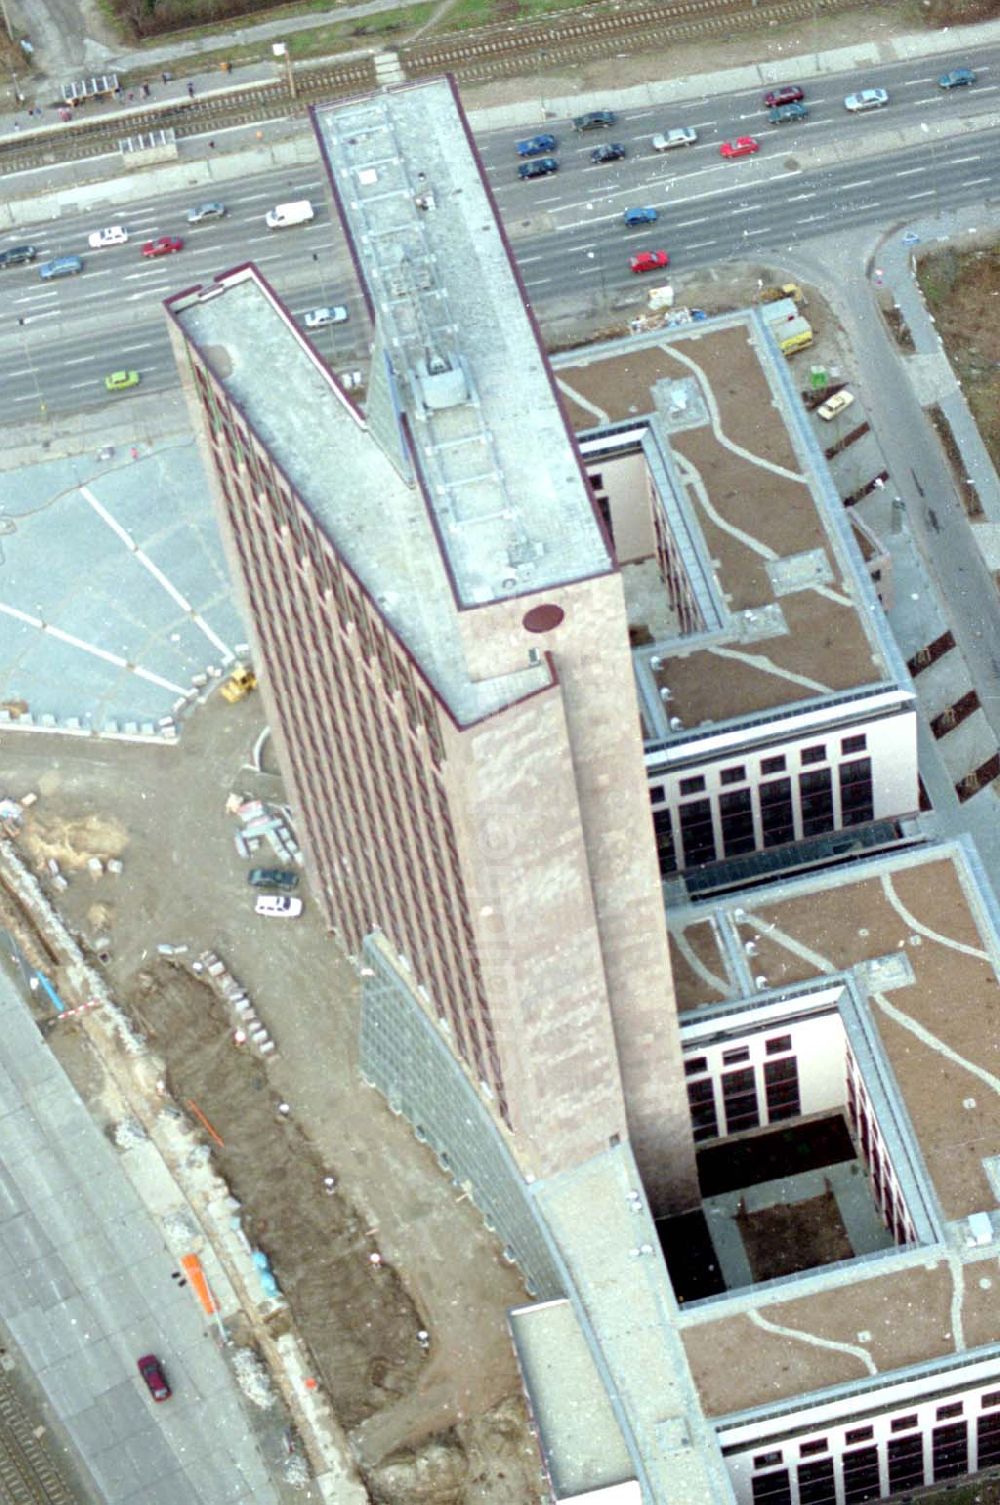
[265,200,315,230]
[254,894,303,919]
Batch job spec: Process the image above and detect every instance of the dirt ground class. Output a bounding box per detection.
[736,1191,855,1281]
[916,245,1000,478]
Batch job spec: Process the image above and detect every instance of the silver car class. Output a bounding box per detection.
[303,305,348,328]
[844,88,889,112]
[186,201,226,224]
[652,127,698,151]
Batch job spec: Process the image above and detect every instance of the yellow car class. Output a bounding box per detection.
[104,369,140,392]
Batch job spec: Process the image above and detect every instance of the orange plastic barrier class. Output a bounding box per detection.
[181,1253,218,1314]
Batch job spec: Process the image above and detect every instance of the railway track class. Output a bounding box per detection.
[0,1372,76,1505]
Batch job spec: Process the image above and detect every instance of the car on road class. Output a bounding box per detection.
[630,250,670,274]
[652,127,697,151]
[764,84,804,107]
[88,225,128,249]
[769,102,808,124]
[137,1355,171,1402]
[591,143,626,164]
[938,67,976,88]
[0,244,37,268]
[844,88,889,112]
[816,388,856,421]
[518,157,559,179]
[249,867,300,890]
[186,200,226,223]
[720,136,760,158]
[516,133,557,156]
[141,235,184,258]
[623,206,658,227]
[39,255,83,280]
[574,109,616,130]
[304,305,349,328]
[104,370,140,392]
[255,894,304,919]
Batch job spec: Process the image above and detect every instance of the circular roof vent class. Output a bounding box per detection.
[523,604,565,634]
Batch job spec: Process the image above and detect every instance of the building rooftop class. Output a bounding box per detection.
[312,77,611,608]
[554,315,910,749]
[666,837,1000,1417]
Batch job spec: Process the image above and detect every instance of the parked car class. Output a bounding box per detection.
[0,244,37,268]
[630,250,670,274]
[104,370,140,392]
[248,868,299,890]
[623,207,658,227]
[141,236,183,258]
[137,1355,171,1402]
[816,389,856,421]
[591,143,626,164]
[304,305,348,328]
[39,255,83,280]
[518,157,558,179]
[764,84,804,107]
[88,225,128,248]
[769,102,808,124]
[255,894,303,919]
[938,67,976,88]
[844,88,889,112]
[186,200,226,223]
[516,133,557,156]
[719,136,760,158]
[574,109,616,130]
[652,127,697,151]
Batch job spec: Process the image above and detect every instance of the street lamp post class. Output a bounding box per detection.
[272,41,296,101]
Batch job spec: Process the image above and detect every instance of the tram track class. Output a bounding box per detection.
[0,1372,76,1505]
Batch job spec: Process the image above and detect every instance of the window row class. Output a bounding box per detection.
[686,1050,801,1142]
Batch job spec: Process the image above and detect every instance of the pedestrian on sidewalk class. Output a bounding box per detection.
[141,82,150,98]
[187,81,195,98]
[161,70,169,85]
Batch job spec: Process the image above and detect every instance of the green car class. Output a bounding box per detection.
[104,369,139,392]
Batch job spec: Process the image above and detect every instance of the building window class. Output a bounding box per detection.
[932,1422,968,1480]
[684,1056,708,1076]
[720,765,747,786]
[679,799,716,866]
[722,1067,759,1134]
[801,744,827,766]
[761,755,786,775]
[720,787,756,856]
[764,1056,801,1121]
[982,1392,1000,1410]
[680,775,706,796]
[687,1078,718,1142]
[765,1035,792,1055]
[797,1459,835,1505]
[978,1411,1000,1468]
[722,1046,750,1065]
[650,786,666,805]
[751,1473,791,1505]
[653,807,677,874]
[800,1440,828,1458]
[842,734,867,755]
[888,1434,925,1493]
[753,1453,784,1471]
[840,759,875,827]
[937,1402,964,1420]
[800,768,835,836]
[845,1427,874,1445]
[760,778,795,848]
[842,1446,880,1504]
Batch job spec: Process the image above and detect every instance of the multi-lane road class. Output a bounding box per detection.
[1,42,999,414]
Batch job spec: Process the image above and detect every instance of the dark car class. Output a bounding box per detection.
[518,157,559,179]
[763,84,804,107]
[137,1354,171,1402]
[516,133,557,157]
[39,255,83,280]
[574,109,616,131]
[591,143,626,164]
[769,102,808,124]
[623,206,658,227]
[0,244,38,268]
[938,67,976,88]
[248,867,299,890]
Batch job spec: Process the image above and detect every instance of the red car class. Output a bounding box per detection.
[630,250,670,274]
[137,1354,171,1401]
[764,84,804,107]
[141,236,183,258]
[720,136,760,159]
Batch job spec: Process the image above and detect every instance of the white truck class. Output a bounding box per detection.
[265,200,315,230]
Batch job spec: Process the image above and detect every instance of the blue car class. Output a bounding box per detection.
[516,133,557,157]
[623,207,658,227]
[938,67,976,88]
